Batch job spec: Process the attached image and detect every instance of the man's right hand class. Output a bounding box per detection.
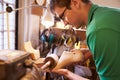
[52,69,89,80]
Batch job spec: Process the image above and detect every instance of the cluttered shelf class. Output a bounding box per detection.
[51,27,86,41]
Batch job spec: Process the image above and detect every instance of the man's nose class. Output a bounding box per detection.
[63,16,69,26]
[63,20,69,26]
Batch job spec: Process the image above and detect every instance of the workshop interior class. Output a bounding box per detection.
[0,0,120,80]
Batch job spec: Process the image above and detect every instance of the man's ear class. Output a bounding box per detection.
[70,0,81,9]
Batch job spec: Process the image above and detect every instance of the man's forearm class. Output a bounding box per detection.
[66,70,89,80]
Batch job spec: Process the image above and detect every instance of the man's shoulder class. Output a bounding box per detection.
[93,6,120,28]
[95,5,120,19]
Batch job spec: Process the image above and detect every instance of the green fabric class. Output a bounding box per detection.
[86,4,120,80]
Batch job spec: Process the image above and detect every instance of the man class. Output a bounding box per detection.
[49,0,120,80]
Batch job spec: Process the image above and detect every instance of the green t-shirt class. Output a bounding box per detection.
[86,4,120,80]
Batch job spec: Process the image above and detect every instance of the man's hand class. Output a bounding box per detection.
[52,69,89,80]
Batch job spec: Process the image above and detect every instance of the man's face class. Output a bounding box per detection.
[54,5,85,29]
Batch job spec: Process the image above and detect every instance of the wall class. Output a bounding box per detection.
[92,0,120,8]
[18,0,42,50]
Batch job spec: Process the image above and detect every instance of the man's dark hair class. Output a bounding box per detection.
[50,0,90,13]
[50,0,71,14]
[82,0,90,3]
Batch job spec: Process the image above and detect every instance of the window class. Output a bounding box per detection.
[0,0,16,50]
